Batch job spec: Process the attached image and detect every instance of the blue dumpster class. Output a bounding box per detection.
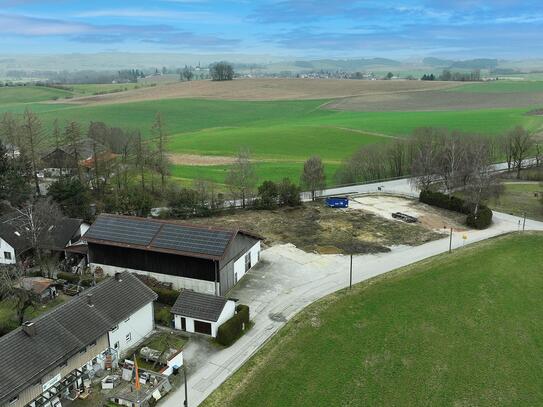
[325,196,349,208]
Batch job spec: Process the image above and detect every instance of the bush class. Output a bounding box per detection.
[466,206,493,229]
[154,305,172,327]
[278,178,302,207]
[57,272,94,286]
[152,287,180,306]
[236,304,250,326]
[257,181,279,209]
[216,314,243,347]
[420,190,493,229]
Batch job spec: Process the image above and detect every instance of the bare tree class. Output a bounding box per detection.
[226,149,257,208]
[463,137,502,215]
[509,126,534,178]
[7,198,64,275]
[20,109,46,195]
[152,112,169,188]
[386,139,409,178]
[63,121,83,182]
[301,156,326,201]
[0,264,37,325]
[0,112,21,155]
[409,128,442,191]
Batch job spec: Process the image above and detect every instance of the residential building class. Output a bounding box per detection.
[85,214,262,295]
[0,272,157,407]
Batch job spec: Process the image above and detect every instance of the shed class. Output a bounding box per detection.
[171,290,235,337]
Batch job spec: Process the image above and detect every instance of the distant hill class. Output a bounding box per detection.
[423,57,499,70]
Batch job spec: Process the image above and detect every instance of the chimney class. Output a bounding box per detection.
[87,293,94,307]
[22,321,36,337]
[114,273,122,282]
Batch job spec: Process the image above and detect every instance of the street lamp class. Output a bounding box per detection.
[184,364,188,407]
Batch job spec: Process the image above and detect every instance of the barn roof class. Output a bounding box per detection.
[83,214,261,261]
[171,290,229,322]
[0,272,157,404]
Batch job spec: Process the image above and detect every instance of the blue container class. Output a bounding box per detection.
[325,196,349,208]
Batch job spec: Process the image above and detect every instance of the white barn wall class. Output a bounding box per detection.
[0,238,16,265]
[91,263,216,294]
[108,302,154,356]
[233,241,261,283]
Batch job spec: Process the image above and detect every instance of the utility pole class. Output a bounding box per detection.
[523,213,526,232]
[349,254,353,289]
[184,364,188,407]
[449,227,453,254]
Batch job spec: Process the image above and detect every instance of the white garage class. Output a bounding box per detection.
[171,290,236,338]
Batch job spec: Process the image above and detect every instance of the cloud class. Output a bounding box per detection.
[0,13,240,49]
[74,8,218,21]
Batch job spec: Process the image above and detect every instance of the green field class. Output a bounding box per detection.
[203,233,543,407]
[0,86,72,104]
[1,85,543,185]
[170,162,341,186]
[450,80,543,93]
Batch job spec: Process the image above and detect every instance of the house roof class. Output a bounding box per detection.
[0,213,83,253]
[0,214,32,255]
[171,290,229,322]
[84,214,261,261]
[0,272,157,404]
[42,139,108,162]
[21,277,55,295]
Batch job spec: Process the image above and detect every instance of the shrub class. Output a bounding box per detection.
[420,190,493,229]
[466,206,493,229]
[216,314,243,347]
[257,181,279,209]
[236,304,250,326]
[154,305,172,327]
[152,287,180,306]
[57,272,80,284]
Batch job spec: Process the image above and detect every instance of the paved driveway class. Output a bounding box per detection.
[161,208,543,407]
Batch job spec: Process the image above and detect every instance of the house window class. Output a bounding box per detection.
[244,253,251,272]
[111,325,118,332]
[114,341,119,349]
[4,252,11,260]
[9,396,18,405]
[124,317,130,322]
[126,333,131,342]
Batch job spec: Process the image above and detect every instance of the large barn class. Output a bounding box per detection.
[84,214,262,296]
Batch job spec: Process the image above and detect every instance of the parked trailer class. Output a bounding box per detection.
[325,196,349,208]
[392,212,418,223]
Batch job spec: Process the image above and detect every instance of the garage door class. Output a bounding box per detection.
[194,320,212,335]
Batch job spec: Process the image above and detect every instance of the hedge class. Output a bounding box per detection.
[419,190,493,229]
[57,272,94,287]
[152,287,180,306]
[216,314,243,347]
[236,304,250,326]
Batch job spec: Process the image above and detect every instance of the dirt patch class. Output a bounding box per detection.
[167,153,238,166]
[526,108,543,116]
[187,202,443,255]
[48,78,462,107]
[349,195,468,232]
[324,90,543,112]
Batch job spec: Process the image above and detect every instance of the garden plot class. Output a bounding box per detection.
[349,194,467,232]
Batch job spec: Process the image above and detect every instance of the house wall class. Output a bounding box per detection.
[0,238,16,265]
[161,351,184,376]
[92,263,216,294]
[7,335,109,407]
[173,300,235,338]
[219,241,261,295]
[108,302,154,357]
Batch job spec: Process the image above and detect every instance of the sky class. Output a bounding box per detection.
[0,0,541,59]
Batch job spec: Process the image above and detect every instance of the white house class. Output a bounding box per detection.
[0,216,31,265]
[171,290,236,337]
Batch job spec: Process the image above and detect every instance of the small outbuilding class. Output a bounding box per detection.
[171,290,235,337]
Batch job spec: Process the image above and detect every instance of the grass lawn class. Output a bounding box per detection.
[489,182,543,221]
[203,233,543,407]
[449,80,543,93]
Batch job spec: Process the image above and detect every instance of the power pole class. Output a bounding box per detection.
[349,254,353,289]
[523,213,526,232]
[184,364,188,407]
[449,228,453,253]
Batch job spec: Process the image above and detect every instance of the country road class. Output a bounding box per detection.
[162,170,543,407]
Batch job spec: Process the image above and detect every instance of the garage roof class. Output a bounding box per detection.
[171,290,229,322]
[84,214,261,260]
